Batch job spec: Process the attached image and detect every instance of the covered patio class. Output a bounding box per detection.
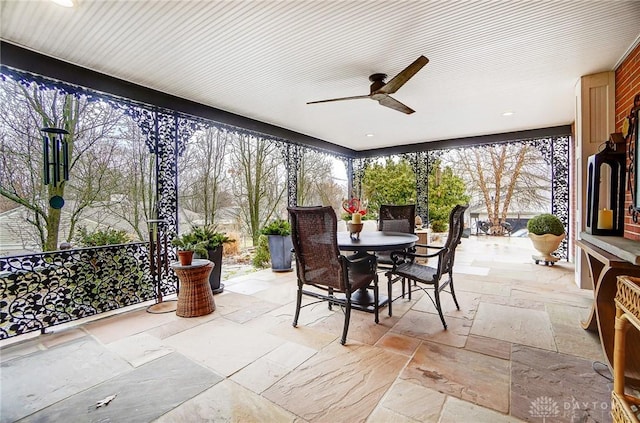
[2,3,640,423]
[1,237,609,422]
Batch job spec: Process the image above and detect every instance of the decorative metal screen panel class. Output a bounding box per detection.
[0,243,156,339]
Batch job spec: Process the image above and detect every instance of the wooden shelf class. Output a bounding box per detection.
[576,237,640,388]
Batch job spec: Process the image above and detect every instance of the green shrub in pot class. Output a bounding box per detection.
[527,213,565,264]
[260,219,291,236]
[187,224,234,293]
[260,219,293,272]
[527,214,565,236]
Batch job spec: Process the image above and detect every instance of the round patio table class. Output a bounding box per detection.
[337,231,418,252]
[337,231,418,312]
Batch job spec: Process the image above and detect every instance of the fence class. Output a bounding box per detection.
[0,243,174,339]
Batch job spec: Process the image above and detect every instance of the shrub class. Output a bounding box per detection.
[252,234,270,268]
[430,220,448,233]
[74,227,132,247]
[189,224,234,250]
[170,233,208,256]
[223,232,241,257]
[260,219,291,236]
[527,214,564,236]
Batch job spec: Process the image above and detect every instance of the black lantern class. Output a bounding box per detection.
[586,139,626,236]
[41,127,70,187]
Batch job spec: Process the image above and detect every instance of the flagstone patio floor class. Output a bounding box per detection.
[1,236,615,422]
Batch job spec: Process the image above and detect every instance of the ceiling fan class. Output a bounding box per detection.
[307,55,429,114]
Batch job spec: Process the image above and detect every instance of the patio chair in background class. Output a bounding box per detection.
[376,204,416,265]
[288,206,379,345]
[377,204,416,297]
[385,204,468,329]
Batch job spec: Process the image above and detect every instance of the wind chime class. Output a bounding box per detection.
[41,127,70,209]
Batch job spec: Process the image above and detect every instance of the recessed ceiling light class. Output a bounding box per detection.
[51,0,74,7]
[365,133,374,137]
[502,111,515,117]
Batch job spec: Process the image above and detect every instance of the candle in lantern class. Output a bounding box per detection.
[352,213,362,224]
[597,208,613,230]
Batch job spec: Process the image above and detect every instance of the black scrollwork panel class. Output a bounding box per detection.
[629,105,640,222]
[1,65,111,105]
[0,243,155,339]
[281,143,300,207]
[549,136,570,259]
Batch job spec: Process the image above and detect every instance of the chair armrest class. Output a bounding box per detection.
[344,253,377,266]
[342,253,377,274]
[389,248,444,264]
[414,243,445,250]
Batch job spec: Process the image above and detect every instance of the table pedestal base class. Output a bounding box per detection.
[345,288,388,313]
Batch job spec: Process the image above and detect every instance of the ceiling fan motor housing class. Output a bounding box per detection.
[369,73,387,93]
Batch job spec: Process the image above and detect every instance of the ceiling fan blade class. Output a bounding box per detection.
[378,55,429,94]
[377,95,415,114]
[307,94,370,104]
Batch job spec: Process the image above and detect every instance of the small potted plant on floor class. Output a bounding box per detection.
[171,233,208,266]
[260,218,293,272]
[527,213,565,265]
[189,224,234,294]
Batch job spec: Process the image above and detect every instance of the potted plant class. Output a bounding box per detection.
[527,213,565,264]
[260,218,293,272]
[171,232,208,266]
[189,224,234,294]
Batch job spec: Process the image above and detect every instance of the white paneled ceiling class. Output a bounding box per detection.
[1,1,639,151]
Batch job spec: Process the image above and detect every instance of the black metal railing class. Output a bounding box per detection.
[0,243,175,339]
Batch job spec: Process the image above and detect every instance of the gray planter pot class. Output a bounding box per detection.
[266,235,293,272]
[195,246,224,294]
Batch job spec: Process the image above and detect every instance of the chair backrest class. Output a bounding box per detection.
[288,206,345,291]
[378,204,416,234]
[439,204,469,275]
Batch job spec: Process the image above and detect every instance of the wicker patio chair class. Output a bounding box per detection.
[386,204,468,329]
[377,204,416,297]
[288,206,379,345]
[376,204,416,264]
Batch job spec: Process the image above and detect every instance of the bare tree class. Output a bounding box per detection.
[179,127,232,225]
[228,133,286,244]
[297,150,345,209]
[0,79,126,250]
[102,120,156,241]
[450,144,549,235]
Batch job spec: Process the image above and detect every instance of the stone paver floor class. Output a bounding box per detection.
[1,236,613,422]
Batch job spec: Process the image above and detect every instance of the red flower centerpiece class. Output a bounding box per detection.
[342,197,367,239]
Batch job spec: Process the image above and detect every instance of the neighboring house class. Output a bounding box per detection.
[179,205,244,239]
[0,200,235,257]
[0,202,135,257]
[0,207,42,255]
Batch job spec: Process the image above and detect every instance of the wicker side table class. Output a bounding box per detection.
[612,276,640,422]
[171,259,215,318]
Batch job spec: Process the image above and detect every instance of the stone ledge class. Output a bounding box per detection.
[580,232,640,265]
